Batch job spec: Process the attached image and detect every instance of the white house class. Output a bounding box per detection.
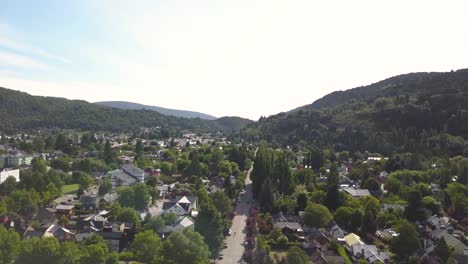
[162,216,195,233]
[162,196,197,216]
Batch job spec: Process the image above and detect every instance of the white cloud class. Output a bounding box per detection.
[0,51,51,71]
[0,23,70,64]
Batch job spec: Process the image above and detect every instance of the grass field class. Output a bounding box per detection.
[61,184,80,194]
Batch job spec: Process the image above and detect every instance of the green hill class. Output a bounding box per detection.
[0,87,251,133]
[95,101,217,120]
[243,69,468,156]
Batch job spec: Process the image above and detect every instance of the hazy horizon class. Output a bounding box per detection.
[1,1,468,120]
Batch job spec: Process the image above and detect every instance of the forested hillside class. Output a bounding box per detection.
[0,88,249,133]
[95,101,217,120]
[242,69,468,156]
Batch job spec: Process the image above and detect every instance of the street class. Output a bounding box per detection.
[217,166,253,264]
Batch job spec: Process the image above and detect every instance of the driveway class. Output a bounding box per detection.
[217,167,253,264]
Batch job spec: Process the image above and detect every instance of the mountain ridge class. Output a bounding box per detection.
[242,69,468,156]
[95,101,217,120]
[0,87,251,133]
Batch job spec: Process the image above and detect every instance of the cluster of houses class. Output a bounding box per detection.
[270,208,468,264]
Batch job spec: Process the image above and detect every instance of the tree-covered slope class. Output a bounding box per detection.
[213,116,254,132]
[293,70,467,110]
[243,69,468,156]
[95,101,217,120]
[0,87,247,133]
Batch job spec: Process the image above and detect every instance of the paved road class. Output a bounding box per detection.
[217,167,253,264]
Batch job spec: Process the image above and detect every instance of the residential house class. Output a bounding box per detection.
[350,243,389,263]
[79,195,98,211]
[108,164,148,191]
[341,186,371,198]
[162,196,197,216]
[35,207,57,228]
[23,226,45,239]
[98,222,135,252]
[432,230,467,256]
[274,222,304,239]
[162,216,195,234]
[55,205,75,218]
[343,233,363,248]
[43,224,76,242]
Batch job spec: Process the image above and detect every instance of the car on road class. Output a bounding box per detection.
[228,229,232,235]
[218,253,224,260]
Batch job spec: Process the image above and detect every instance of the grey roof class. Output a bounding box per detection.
[121,164,146,179]
[274,222,302,230]
[56,205,75,210]
[343,187,371,197]
[110,169,138,186]
[79,195,97,205]
[435,231,463,248]
[162,202,177,210]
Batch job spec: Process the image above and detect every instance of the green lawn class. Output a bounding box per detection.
[62,184,80,194]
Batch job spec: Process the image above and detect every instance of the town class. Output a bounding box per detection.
[1,128,467,264]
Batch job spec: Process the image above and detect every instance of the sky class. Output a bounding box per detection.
[1,0,468,120]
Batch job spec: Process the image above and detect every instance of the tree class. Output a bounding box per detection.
[303,203,332,228]
[133,183,149,210]
[252,145,272,199]
[384,176,401,195]
[333,206,355,230]
[144,216,166,233]
[434,236,451,263]
[296,192,308,212]
[211,191,232,216]
[259,177,274,212]
[162,229,210,264]
[80,244,108,264]
[285,246,312,264]
[103,140,115,164]
[276,152,294,195]
[32,158,48,175]
[117,187,135,208]
[195,195,224,258]
[0,225,20,264]
[114,207,141,228]
[364,177,380,191]
[134,139,143,161]
[325,163,341,210]
[60,241,81,264]
[404,189,426,221]
[72,171,93,189]
[16,237,63,264]
[391,220,420,259]
[131,230,163,264]
[295,168,315,185]
[361,196,380,234]
[98,176,112,195]
[0,176,18,195]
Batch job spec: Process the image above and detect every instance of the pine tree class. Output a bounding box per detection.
[325,162,340,211]
[276,152,293,195]
[135,140,143,161]
[103,140,115,164]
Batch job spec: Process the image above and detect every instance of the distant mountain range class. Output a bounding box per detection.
[0,87,252,133]
[95,101,217,120]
